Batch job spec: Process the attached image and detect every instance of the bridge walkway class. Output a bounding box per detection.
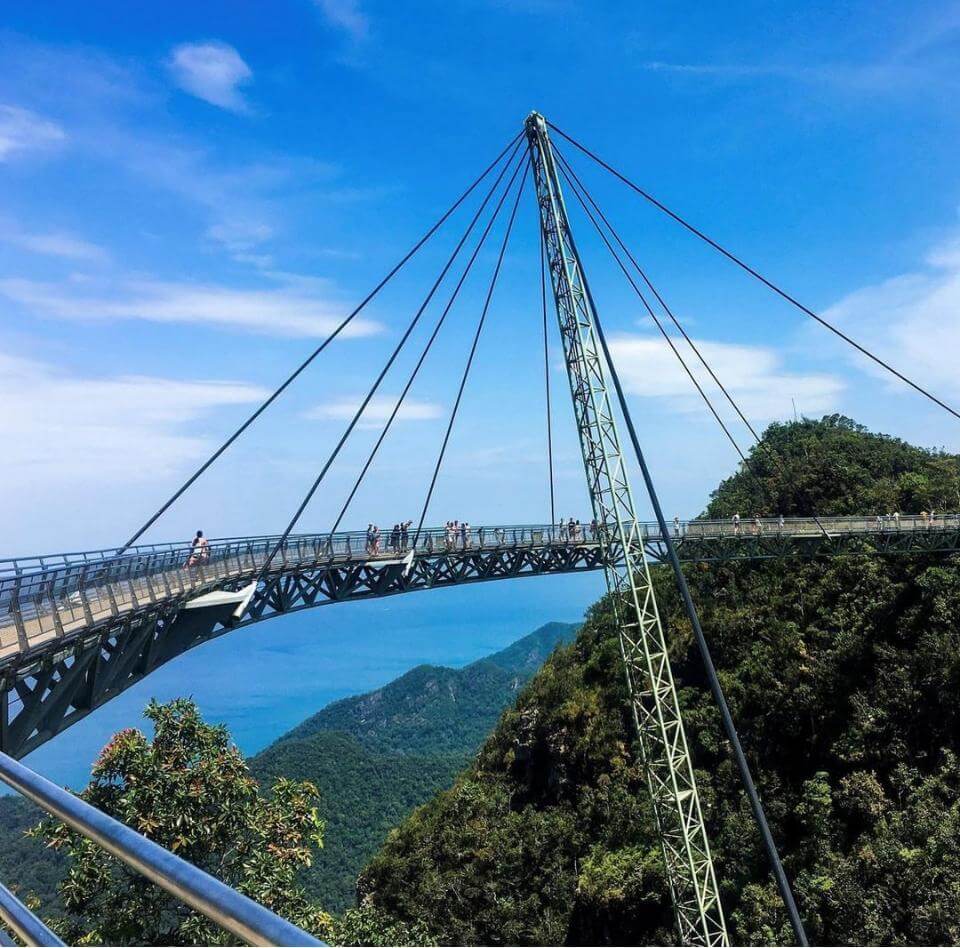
[3,514,958,674]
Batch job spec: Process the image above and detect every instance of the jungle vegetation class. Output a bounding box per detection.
[356,416,960,945]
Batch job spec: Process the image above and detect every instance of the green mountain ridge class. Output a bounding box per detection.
[0,622,578,919]
[355,416,960,946]
[278,621,578,755]
[249,620,579,910]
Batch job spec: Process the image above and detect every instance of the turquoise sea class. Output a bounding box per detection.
[17,571,604,790]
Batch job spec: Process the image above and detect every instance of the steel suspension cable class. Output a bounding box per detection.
[593,299,809,948]
[555,146,765,447]
[553,145,832,535]
[257,144,525,580]
[330,150,528,533]
[413,160,530,544]
[119,131,523,552]
[542,122,810,940]
[551,192,810,944]
[554,153,759,479]
[540,227,557,525]
[548,120,960,424]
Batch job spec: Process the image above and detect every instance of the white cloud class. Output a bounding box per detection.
[608,333,842,420]
[206,219,275,268]
[0,276,381,338]
[206,220,273,252]
[0,352,266,491]
[315,0,370,40]
[305,395,443,428]
[0,104,66,160]
[166,42,253,112]
[0,222,107,261]
[821,230,960,399]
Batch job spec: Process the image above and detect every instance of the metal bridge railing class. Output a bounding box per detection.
[0,879,63,947]
[0,751,324,947]
[2,515,958,669]
[0,524,599,662]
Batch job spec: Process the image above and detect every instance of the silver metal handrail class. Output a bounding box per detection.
[3,515,958,663]
[0,752,324,947]
[0,881,64,947]
[5,512,956,576]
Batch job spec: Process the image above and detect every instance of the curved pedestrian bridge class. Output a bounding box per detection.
[4,513,958,673]
[1,514,957,758]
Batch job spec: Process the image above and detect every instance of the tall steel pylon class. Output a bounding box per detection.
[526,112,728,947]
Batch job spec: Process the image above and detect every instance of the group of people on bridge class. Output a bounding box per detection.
[366,522,414,555]
[556,518,598,542]
[182,506,960,570]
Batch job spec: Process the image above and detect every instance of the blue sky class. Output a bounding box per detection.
[4,0,960,553]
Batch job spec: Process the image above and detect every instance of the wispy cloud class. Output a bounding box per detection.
[822,225,960,400]
[206,220,273,252]
[305,395,443,428]
[0,221,108,261]
[0,104,66,160]
[315,0,370,41]
[166,41,253,112]
[205,219,275,268]
[641,59,935,95]
[0,352,267,491]
[0,276,381,338]
[642,10,960,98]
[608,334,842,421]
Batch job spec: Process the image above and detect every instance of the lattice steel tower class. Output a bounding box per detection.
[526,112,727,947]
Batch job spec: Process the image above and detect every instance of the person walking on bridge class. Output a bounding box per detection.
[187,530,209,567]
[732,512,741,536]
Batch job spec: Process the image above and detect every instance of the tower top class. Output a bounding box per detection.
[524,111,546,133]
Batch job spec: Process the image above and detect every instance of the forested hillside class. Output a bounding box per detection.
[276,622,576,755]
[357,416,960,946]
[248,620,579,911]
[0,623,576,921]
[0,795,65,911]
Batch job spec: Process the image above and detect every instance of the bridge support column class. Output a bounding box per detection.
[526,112,727,946]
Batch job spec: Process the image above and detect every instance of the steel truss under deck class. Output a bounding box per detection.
[4,523,957,763]
[0,542,605,759]
[527,112,727,946]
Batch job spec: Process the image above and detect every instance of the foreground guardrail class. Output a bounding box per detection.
[0,879,63,947]
[0,752,324,947]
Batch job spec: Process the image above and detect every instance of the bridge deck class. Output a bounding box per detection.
[1,515,959,758]
[3,515,958,674]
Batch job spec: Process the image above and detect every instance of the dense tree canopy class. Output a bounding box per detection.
[357,417,960,945]
[35,699,333,946]
[705,414,960,518]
